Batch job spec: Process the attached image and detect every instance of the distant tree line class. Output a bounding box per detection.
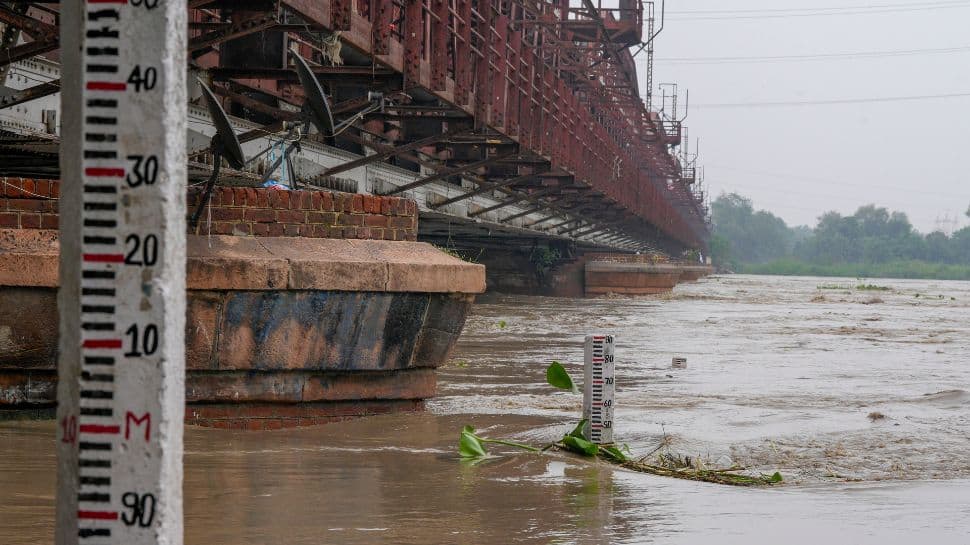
[709,193,970,279]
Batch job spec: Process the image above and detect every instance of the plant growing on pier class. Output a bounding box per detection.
[457,361,783,486]
[529,246,561,283]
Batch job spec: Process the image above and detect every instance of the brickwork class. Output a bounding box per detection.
[0,178,60,230]
[0,178,417,241]
[186,185,418,241]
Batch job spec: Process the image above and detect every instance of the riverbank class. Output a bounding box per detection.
[738,258,970,281]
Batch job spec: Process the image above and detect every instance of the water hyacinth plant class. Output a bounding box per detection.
[458,361,783,486]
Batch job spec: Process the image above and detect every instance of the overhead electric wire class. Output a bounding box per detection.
[691,92,970,108]
[668,0,970,15]
[667,1,970,20]
[653,44,970,65]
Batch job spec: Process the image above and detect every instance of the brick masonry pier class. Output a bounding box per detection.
[0,179,484,428]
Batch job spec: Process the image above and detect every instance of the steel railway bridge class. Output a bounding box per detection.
[0,0,709,255]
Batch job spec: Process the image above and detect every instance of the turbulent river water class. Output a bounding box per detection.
[2,274,969,543]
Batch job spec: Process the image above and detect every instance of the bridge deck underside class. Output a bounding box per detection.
[0,0,709,251]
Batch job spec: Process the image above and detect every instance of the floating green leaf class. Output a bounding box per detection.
[767,471,783,483]
[497,320,507,329]
[547,361,578,393]
[562,435,599,457]
[459,427,487,458]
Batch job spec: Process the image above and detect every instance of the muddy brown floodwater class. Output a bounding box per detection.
[2,274,970,544]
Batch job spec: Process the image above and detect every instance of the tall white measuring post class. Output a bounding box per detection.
[56,0,187,543]
[583,335,616,444]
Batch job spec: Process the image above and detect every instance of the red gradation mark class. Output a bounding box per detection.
[592,336,605,340]
[591,425,603,429]
[89,0,127,3]
[593,380,604,384]
[80,424,120,434]
[86,82,126,91]
[85,167,125,177]
[78,511,119,520]
[83,254,124,263]
[83,339,122,349]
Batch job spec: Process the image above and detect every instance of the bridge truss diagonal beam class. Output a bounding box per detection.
[378,151,517,196]
[430,172,541,209]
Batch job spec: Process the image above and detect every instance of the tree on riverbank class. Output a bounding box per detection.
[710,192,970,279]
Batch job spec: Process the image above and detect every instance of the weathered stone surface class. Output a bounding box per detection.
[185,292,223,371]
[186,236,289,290]
[1,368,434,407]
[377,240,487,294]
[301,368,435,402]
[204,291,447,371]
[585,261,682,296]
[0,230,486,294]
[0,229,480,425]
[0,229,58,287]
[0,287,57,368]
[0,286,472,412]
[276,238,390,292]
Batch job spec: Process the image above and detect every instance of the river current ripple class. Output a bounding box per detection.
[1,274,968,544]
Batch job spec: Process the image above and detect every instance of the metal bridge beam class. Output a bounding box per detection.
[320,128,471,178]
[430,172,541,208]
[379,152,517,196]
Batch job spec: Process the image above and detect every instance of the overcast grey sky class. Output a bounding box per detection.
[636,0,970,233]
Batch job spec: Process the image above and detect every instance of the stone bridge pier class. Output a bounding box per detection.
[416,219,711,297]
[0,179,484,428]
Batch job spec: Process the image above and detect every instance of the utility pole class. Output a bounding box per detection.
[56,0,187,543]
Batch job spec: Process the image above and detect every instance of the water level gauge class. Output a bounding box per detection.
[583,334,615,444]
[56,0,187,543]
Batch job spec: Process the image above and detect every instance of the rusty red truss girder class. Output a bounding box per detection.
[277,0,708,248]
[0,0,708,247]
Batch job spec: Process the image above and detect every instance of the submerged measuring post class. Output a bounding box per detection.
[583,335,616,444]
[56,0,187,544]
